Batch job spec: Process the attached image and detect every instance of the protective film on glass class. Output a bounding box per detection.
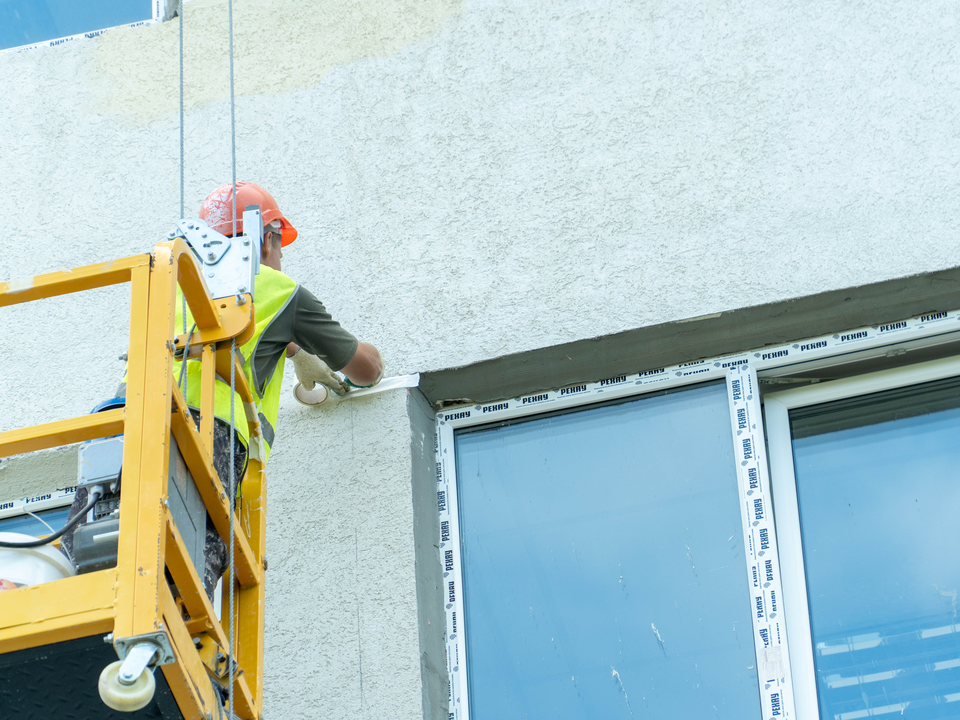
[791,377,960,719]
[1,0,151,51]
[454,382,761,720]
[0,507,71,537]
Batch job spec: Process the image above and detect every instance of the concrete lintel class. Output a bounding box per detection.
[419,266,960,406]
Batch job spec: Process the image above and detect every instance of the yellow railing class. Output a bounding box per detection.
[0,239,267,719]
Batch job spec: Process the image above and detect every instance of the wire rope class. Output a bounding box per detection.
[179,0,188,385]
[228,337,237,719]
[226,0,238,712]
[179,0,184,221]
[168,2,240,716]
[228,0,237,241]
[177,323,197,394]
[173,2,240,714]
[24,509,56,535]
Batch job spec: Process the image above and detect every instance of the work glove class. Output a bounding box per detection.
[291,350,347,396]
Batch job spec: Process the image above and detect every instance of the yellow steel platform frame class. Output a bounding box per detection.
[0,239,267,719]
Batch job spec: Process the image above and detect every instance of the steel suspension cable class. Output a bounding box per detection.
[228,0,237,242]
[228,338,237,719]
[174,3,239,716]
[179,0,187,373]
[179,0,184,220]
[227,3,238,715]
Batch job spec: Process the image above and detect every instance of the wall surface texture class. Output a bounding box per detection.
[2,1,960,718]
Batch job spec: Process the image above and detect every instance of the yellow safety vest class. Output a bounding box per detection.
[173,266,298,464]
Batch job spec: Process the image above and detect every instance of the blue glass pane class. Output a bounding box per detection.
[791,378,960,720]
[0,507,71,537]
[0,0,151,51]
[454,382,761,720]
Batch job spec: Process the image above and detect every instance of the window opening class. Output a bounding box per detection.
[438,309,960,720]
[454,382,762,719]
[1,0,160,52]
[0,506,71,538]
[0,488,76,522]
[766,361,960,720]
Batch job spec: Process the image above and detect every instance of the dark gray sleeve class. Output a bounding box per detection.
[254,286,359,388]
[288,286,359,370]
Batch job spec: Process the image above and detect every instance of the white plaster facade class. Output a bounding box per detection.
[1,1,959,718]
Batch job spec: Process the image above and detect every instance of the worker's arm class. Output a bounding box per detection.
[340,342,384,387]
[287,339,381,390]
[287,343,347,394]
[253,286,363,395]
[288,341,382,386]
[280,286,383,386]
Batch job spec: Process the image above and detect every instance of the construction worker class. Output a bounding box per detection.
[189,182,384,594]
[180,181,384,594]
[187,181,384,460]
[62,182,383,596]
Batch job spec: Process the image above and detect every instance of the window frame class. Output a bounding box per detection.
[436,309,960,720]
[763,355,960,720]
[0,0,175,54]
[0,488,76,540]
[0,488,76,521]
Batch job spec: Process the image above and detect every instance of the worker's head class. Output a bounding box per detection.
[199,182,297,268]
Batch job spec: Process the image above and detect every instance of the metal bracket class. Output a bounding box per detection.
[161,0,181,22]
[118,642,159,684]
[242,204,262,281]
[178,220,232,266]
[167,207,261,303]
[194,634,230,679]
[114,630,176,667]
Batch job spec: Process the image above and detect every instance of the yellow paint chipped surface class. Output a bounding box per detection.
[86,0,461,126]
[4,276,35,294]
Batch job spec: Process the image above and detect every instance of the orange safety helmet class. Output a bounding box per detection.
[199,182,298,246]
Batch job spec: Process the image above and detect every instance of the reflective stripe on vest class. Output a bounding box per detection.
[173,266,298,464]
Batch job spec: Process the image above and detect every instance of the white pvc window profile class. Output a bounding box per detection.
[437,309,960,720]
[764,355,960,720]
[0,488,76,539]
[0,0,176,53]
[439,376,792,720]
[0,488,76,520]
[726,365,795,720]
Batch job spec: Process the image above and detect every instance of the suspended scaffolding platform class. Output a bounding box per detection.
[0,214,269,719]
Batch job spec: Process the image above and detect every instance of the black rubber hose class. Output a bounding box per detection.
[0,490,101,548]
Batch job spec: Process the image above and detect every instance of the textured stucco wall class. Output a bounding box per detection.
[265,388,421,719]
[2,1,960,718]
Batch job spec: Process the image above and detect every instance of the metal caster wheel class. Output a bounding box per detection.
[98,659,156,712]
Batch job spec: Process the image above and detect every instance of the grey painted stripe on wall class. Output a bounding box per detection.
[407,388,448,720]
[419,266,960,405]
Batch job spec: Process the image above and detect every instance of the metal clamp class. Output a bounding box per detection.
[167,209,261,303]
[114,630,176,667]
[118,642,159,684]
[178,220,232,266]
